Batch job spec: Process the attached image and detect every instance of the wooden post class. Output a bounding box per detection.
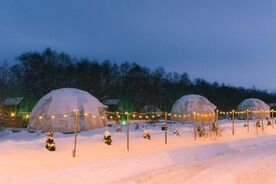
[165,112,168,144]
[216,109,219,136]
[193,112,196,140]
[246,109,249,133]
[256,118,259,135]
[261,110,264,131]
[272,110,274,129]
[232,110,235,135]
[126,112,129,151]
[72,110,79,158]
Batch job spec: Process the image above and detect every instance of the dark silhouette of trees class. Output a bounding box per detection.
[1,48,275,112]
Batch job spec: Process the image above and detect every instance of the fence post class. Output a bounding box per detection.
[215,109,219,136]
[72,110,79,158]
[232,110,235,135]
[165,112,168,144]
[261,110,264,131]
[193,112,196,140]
[246,109,249,133]
[126,112,130,151]
[272,110,274,129]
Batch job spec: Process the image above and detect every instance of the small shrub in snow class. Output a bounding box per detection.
[134,124,139,130]
[256,121,261,128]
[143,130,151,140]
[104,131,112,145]
[45,129,56,151]
[173,126,180,136]
[197,124,206,137]
[173,129,180,136]
[161,123,167,131]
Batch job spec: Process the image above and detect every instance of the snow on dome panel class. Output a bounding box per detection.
[28,88,107,132]
[171,94,216,114]
[237,98,270,119]
[238,98,270,111]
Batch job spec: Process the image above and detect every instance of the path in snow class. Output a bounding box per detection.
[129,135,276,184]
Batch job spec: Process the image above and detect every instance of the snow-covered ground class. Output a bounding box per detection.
[1,120,276,184]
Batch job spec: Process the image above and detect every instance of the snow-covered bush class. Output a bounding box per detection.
[104,130,112,145]
[173,126,180,136]
[45,129,56,151]
[143,130,151,140]
[256,121,261,128]
[267,119,272,126]
[197,125,205,137]
[134,124,139,130]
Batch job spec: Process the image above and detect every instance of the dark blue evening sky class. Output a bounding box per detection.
[0,0,275,91]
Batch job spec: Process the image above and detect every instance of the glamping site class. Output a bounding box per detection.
[1,1,276,184]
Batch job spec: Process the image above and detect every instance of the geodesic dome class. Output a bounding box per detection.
[237,98,270,119]
[171,94,216,122]
[28,88,107,132]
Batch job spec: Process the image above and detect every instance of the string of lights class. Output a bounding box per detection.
[5,109,275,121]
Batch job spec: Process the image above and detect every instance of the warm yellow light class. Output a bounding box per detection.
[92,115,96,119]
[84,113,88,117]
[26,115,30,118]
[63,114,67,118]
[139,115,142,119]
[51,116,55,119]
[146,116,149,119]
[102,116,105,119]
[11,113,15,117]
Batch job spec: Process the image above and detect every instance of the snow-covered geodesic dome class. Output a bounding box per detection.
[237,98,270,119]
[28,88,107,132]
[171,94,216,122]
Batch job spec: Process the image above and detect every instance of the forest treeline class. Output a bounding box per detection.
[0,48,275,112]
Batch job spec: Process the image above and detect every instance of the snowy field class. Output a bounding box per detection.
[1,120,276,184]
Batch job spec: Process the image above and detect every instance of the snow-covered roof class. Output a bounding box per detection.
[171,94,216,114]
[2,97,24,106]
[237,98,270,111]
[140,105,162,113]
[103,99,120,106]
